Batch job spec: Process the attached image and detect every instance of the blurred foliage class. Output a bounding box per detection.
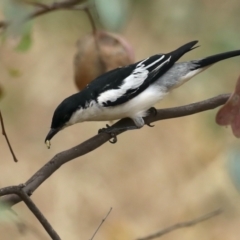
[0,202,15,223]
[0,84,4,100]
[95,0,130,31]
[14,22,32,52]
[228,149,240,192]
[7,68,22,78]
[1,0,33,50]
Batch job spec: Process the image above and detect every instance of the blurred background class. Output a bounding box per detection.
[1,0,240,239]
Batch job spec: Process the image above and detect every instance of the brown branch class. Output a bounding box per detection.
[0,110,18,162]
[0,0,90,28]
[26,0,89,20]
[0,94,230,208]
[0,184,61,240]
[90,207,112,240]
[136,209,222,240]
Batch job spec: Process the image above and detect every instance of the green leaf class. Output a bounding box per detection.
[94,0,130,31]
[0,201,14,223]
[15,26,32,52]
[7,68,22,77]
[1,0,33,51]
[228,149,240,192]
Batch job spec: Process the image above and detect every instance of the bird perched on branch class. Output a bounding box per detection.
[45,40,240,148]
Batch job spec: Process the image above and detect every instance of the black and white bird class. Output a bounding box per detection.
[45,40,240,147]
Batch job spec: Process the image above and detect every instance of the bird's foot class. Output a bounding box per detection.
[145,107,157,127]
[98,124,117,143]
[98,124,138,144]
[148,107,157,116]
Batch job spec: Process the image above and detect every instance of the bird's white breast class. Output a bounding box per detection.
[68,84,168,125]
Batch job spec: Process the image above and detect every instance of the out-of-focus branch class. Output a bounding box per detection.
[0,0,90,29]
[0,93,230,208]
[26,0,89,20]
[90,207,112,240]
[0,110,18,162]
[0,184,61,240]
[84,7,97,34]
[136,209,222,240]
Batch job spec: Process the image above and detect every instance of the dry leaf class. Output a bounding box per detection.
[216,75,240,137]
[74,30,134,91]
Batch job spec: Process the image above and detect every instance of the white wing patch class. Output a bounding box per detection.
[97,55,170,105]
[152,56,171,72]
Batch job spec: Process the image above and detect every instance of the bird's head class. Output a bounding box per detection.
[45,94,83,148]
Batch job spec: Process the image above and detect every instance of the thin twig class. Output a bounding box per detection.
[0,0,90,28]
[84,8,107,73]
[84,8,97,34]
[0,184,61,240]
[90,207,112,240]
[0,110,18,162]
[0,94,230,208]
[136,209,222,240]
[27,0,89,20]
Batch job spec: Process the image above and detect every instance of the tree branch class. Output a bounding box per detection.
[0,94,230,208]
[0,184,61,240]
[0,110,18,162]
[136,209,222,240]
[0,0,90,29]
[26,0,89,20]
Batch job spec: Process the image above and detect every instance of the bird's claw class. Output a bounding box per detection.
[98,124,118,144]
[109,133,117,144]
[146,123,155,127]
[148,107,157,116]
[145,107,157,127]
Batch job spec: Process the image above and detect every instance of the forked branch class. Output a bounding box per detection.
[0,93,230,207]
[0,184,61,240]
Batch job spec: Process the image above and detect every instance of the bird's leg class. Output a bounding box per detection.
[132,117,145,128]
[146,107,157,127]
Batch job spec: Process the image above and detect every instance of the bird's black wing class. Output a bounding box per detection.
[84,40,198,107]
[88,54,172,107]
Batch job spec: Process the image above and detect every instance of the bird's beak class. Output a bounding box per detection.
[45,128,60,149]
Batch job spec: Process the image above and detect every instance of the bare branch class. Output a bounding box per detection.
[0,94,230,208]
[0,184,61,240]
[90,207,112,240]
[0,0,90,29]
[26,0,90,20]
[0,110,18,162]
[136,209,222,240]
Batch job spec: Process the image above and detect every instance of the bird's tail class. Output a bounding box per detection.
[169,40,199,62]
[197,50,240,68]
